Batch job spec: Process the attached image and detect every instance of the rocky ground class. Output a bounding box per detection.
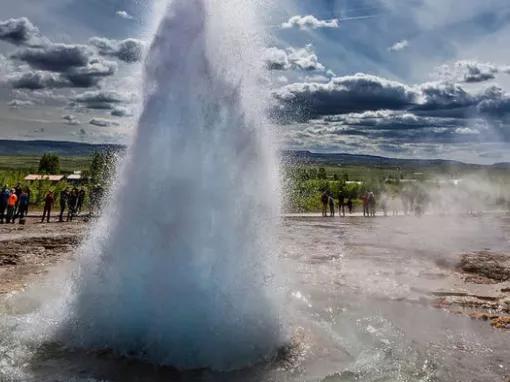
[0,217,86,294]
[432,250,510,330]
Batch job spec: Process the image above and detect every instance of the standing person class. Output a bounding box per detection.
[328,192,335,217]
[41,191,54,223]
[338,190,346,217]
[59,188,69,222]
[347,198,353,214]
[67,188,78,222]
[17,189,29,224]
[13,183,22,218]
[76,188,86,215]
[321,190,329,217]
[0,186,9,224]
[368,192,376,217]
[6,189,18,224]
[361,192,369,217]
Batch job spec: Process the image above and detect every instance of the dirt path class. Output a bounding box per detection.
[0,217,87,294]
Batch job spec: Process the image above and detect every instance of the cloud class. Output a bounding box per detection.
[265,45,325,71]
[273,73,418,119]
[73,90,128,110]
[388,40,409,52]
[434,60,510,83]
[63,114,80,125]
[281,15,339,30]
[116,10,135,20]
[11,43,92,72]
[0,17,47,47]
[89,118,120,127]
[477,94,510,118]
[415,81,478,110]
[7,99,34,108]
[111,106,133,117]
[65,59,117,87]
[8,71,69,89]
[89,37,144,63]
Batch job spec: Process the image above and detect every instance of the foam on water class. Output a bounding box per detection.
[54,0,284,370]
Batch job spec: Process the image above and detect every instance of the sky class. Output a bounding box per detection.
[1,0,510,164]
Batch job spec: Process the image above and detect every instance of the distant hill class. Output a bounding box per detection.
[281,150,506,170]
[0,140,124,156]
[0,140,508,169]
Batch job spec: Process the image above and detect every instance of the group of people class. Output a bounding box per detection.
[361,192,377,217]
[321,191,354,217]
[41,188,86,223]
[0,184,30,224]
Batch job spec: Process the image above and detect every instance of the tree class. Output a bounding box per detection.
[318,167,327,180]
[90,150,117,186]
[38,153,60,174]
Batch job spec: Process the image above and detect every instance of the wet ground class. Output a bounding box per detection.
[0,214,509,381]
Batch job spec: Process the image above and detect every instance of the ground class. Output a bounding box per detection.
[1,213,510,381]
[1,215,508,330]
[0,217,85,294]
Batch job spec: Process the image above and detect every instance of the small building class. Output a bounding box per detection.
[67,171,83,182]
[24,174,65,182]
[345,181,363,186]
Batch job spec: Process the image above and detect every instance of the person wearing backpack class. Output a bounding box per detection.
[6,189,18,224]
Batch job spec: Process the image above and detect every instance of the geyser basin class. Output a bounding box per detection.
[59,0,284,370]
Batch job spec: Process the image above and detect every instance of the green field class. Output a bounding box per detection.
[1,154,509,212]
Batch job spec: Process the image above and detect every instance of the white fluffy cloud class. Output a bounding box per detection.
[116,11,135,20]
[281,15,339,30]
[388,40,409,52]
[265,45,325,71]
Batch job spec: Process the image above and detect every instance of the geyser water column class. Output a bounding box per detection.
[62,0,284,370]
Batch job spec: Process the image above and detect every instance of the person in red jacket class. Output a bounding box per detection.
[41,191,54,223]
[6,189,17,224]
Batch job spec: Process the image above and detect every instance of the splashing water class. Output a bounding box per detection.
[57,0,284,371]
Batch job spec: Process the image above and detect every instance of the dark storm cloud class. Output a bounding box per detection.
[0,17,46,47]
[72,90,127,110]
[477,95,510,117]
[11,44,91,72]
[414,81,478,111]
[111,106,133,117]
[64,59,117,87]
[8,71,69,89]
[9,41,118,89]
[273,73,417,120]
[89,37,144,63]
[274,74,510,122]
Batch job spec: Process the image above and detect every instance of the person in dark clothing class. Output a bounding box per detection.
[67,188,78,222]
[338,191,346,217]
[361,193,369,217]
[76,188,85,215]
[368,192,376,217]
[41,191,54,223]
[59,188,69,222]
[347,198,353,214]
[17,189,29,223]
[0,186,9,224]
[321,191,329,217]
[328,192,335,217]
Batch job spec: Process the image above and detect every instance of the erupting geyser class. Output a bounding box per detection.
[60,0,283,370]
